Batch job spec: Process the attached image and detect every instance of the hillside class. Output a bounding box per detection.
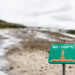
[0,20,27,28]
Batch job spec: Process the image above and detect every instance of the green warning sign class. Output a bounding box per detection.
[48,44,75,64]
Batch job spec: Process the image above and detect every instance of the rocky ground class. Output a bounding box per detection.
[0,28,75,75]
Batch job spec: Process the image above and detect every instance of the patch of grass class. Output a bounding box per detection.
[66,30,75,35]
[0,23,27,28]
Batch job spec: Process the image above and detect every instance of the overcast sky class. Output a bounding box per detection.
[0,0,75,29]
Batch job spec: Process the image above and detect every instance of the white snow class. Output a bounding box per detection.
[0,30,22,56]
[0,57,10,70]
[0,71,7,75]
[0,30,22,75]
[61,33,75,38]
[34,32,58,42]
[59,37,74,41]
[34,31,75,41]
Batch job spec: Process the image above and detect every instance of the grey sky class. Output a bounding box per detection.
[0,0,75,29]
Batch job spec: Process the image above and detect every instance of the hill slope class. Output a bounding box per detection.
[0,20,27,28]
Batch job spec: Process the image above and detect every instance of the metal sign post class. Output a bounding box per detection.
[63,64,65,75]
[48,44,75,75]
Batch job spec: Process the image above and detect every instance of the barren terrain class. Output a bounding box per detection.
[0,28,75,75]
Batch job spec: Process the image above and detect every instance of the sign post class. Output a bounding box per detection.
[48,44,75,75]
[63,64,65,75]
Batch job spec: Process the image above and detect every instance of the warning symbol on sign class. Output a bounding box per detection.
[48,44,75,64]
[51,49,74,62]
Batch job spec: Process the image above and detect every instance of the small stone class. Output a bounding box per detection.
[41,66,43,69]
[17,66,20,68]
[10,66,13,70]
[39,69,42,72]
[68,66,73,69]
[23,70,27,72]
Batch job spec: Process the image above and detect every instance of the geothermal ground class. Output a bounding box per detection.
[0,28,75,75]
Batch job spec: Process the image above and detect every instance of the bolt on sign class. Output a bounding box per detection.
[48,44,75,64]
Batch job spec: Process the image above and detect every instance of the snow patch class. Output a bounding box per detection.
[61,33,75,38]
[0,57,10,70]
[0,71,7,75]
[59,37,74,41]
[0,29,22,75]
[34,32,58,42]
[0,30,22,56]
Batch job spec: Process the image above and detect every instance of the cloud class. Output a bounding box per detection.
[0,0,75,30]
